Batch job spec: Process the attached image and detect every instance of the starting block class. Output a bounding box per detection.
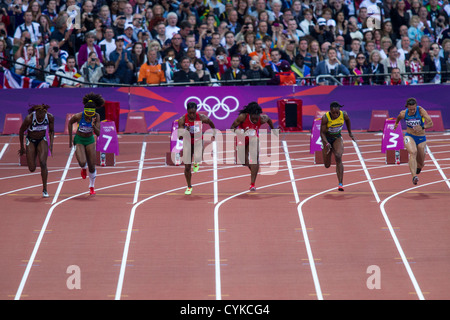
[314,150,336,165]
[124,112,147,134]
[2,113,23,134]
[96,151,115,166]
[386,149,408,164]
[426,110,444,132]
[368,110,389,131]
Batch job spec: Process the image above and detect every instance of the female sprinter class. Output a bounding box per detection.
[320,101,355,191]
[230,102,276,191]
[178,101,216,195]
[18,104,55,198]
[68,92,105,195]
[394,97,433,185]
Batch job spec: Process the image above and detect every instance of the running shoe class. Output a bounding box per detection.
[412,176,419,185]
[193,163,200,173]
[416,168,422,175]
[89,187,96,195]
[81,168,87,179]
[185,187,192,195]
[249,184,256,192]
[43,190,49,198]
[338,183,344,191]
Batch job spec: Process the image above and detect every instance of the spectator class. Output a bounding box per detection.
[423,42,449,83]
[43,38,68,75]
[131,41,147,82]
[386,66,408,85]
[408,15,424,46]
[222,54,246,84]
[13,11,42,47]
[50,15,73,56]
[80,51,104,86]
[99,61,120,85]
[245,55,270,85]
[397,36,411,61]
[55,55,84,87]
[118,22,135,51]
[173,56,199,84]
[291,53,311,83]
[313,46,350,85]
[153,21,168,48]
[78,31,103,67]
[368,49,385,85]
[16,43,40,79]
[109,37,134,84]
[98,27,116,61]
[264,47,286,79]
[381,44,406,82]
[0,38,10,69]
[407,46,424,85]
[267,59,296,85]
[390,0,410,38]
[304,39,322,74]
[193,58,212,83]
[165,12,180,40]
[137,48,166,85]
[161,48,179,83]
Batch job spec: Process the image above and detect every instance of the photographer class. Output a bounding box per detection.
[310,17,335,46]
[245,55,270,85]
[80,51,104,86]
[43,38,68,76]
[13,11,42,48]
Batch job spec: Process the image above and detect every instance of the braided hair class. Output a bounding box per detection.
[82,92,105,109]
[239,101,262,115]
[27,104,50,114]
[330,101,344,110]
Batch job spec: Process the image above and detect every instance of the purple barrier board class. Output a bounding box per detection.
[0,85,448,133]
[381,118,405,153]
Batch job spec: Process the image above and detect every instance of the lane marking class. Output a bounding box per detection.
[426,145,450,190]
[133,142,147,204]
[0,143,9,160]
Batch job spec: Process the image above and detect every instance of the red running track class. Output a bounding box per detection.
[0,132,449,300]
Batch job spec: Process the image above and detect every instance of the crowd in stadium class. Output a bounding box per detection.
[1,0,449,87]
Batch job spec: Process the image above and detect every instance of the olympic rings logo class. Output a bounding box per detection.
[184,96,239,120]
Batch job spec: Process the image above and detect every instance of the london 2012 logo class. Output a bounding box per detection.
[184,96,239,120]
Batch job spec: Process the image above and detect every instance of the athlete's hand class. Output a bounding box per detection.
[349,133,355,141]
[18,147,25,156]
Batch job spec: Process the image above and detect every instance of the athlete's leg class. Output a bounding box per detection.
[248,137,259,190]
[85,143,97,191]
[75,143,88,168]
[333,137,344,186]
[25,140,37,172]
[36,139,49,194]
[416,141,427,173]
[322,138,332,169]
[404,135,418,178]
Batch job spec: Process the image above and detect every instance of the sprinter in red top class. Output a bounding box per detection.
[230,102,276,191]
[178,102,216,195]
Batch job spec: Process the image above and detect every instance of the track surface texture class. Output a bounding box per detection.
[0,132,449,300]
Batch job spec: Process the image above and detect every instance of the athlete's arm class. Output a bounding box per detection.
[48,113,55,156]
[419,107,433,130]
[320,115,331,152]
[230,113,246,131]
[177,115,185,140]
[260,114,278,136]
[18,114,32,156]
[200,114,216,136]
[393,110,405,130]
[343,111,355,141]
[92,113,101,136]
[68,113,81,148]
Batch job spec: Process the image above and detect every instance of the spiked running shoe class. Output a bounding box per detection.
[81,168,87,179]
[185,187,192,195]
[89,187,96,195]
[193,163,200,173]
[412,176,419,185]
[338,183,344,191]
[249,184,256,192]
[43,190,49,198]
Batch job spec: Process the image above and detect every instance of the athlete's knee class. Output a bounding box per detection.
[324,162,331,169]
[409,149,417,157]
[334,153,343,163]
[28,165,36,172]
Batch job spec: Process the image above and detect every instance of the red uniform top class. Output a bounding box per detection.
[238,113,261,145]
[184,113,202,144]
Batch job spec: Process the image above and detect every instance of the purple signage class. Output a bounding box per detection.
[381,119,405,153]
[96,121,119,155]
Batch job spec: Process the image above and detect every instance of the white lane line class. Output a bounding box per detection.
[51,146,75,204]
[213,140,218,204]
[133,142,147,204]
[426,145,450,190]
[352,140,423,299]
[282,140,300,204]
[0,143,9,160]
[352,140,381,203]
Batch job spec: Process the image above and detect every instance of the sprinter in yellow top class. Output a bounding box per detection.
[320,101,355,191]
